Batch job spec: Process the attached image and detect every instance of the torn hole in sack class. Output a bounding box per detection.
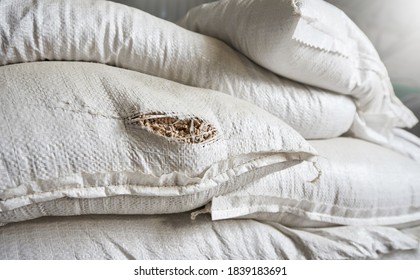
[126,112,218,144]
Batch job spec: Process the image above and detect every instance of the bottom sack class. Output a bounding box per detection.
[209,137,420,227]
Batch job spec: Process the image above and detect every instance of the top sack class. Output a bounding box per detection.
[179,0,418,144]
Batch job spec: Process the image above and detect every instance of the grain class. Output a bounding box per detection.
[127,112,217,144]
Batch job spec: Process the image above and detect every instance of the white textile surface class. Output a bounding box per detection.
[0,0,356,139]
[0,213,417,260]
[211,138,420,226]
[379,224,420,260]
[179,0,417,145]
[0,61,315,225]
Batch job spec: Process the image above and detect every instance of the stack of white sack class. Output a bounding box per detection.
[1,0,420,228]
[178,0,420,156]
[177,0,420,226]
[2,0,417,157]
[1,0,355,140]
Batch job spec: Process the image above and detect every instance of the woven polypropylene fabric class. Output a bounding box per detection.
[178,0,417,145]
[0,213,417,260]
[0,61,315,224]
[211,137,420,227]
[0,0,357,140]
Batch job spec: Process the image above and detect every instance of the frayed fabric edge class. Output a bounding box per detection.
[191,203,212,220]
[291,0,302,14]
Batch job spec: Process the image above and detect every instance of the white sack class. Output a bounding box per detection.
[0,213,418,260]
[179,0,418,145]
[210,138,420,227]
[0,0,356,139]
[0,61,316,225]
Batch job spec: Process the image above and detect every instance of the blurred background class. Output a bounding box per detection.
[327,0,420,136]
